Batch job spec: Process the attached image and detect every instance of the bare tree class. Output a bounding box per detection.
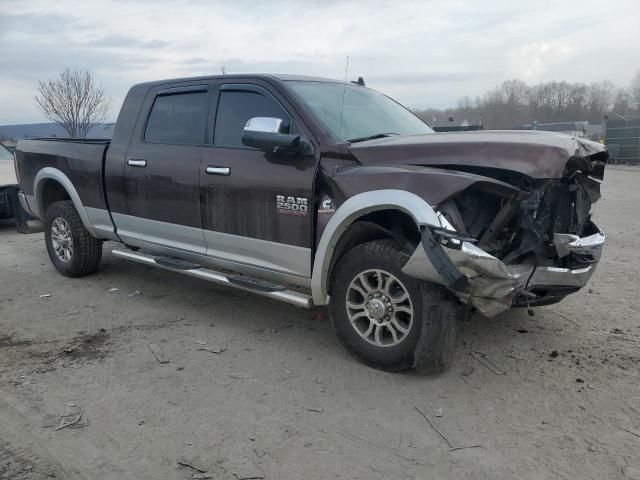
[35,68,111,138]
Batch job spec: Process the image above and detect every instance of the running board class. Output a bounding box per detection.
[111,248,313,309]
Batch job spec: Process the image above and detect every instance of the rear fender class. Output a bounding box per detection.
[33,167,97,237]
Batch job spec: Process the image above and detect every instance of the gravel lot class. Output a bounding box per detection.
[1,166,639,480]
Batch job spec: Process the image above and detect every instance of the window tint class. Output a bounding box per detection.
[214,90,290,148]
[145,92,207,144]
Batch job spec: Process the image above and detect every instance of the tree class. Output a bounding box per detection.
[34,68,111,138]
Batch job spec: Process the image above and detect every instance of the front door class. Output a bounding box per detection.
[200,83,318,278]
[117,85,210,254]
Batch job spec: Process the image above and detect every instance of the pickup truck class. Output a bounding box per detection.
[15,74,607,372]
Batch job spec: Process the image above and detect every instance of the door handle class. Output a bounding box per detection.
[127,159,147,167]
[206,166,230,176]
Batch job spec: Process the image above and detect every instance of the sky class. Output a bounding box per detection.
[1,0,639,124]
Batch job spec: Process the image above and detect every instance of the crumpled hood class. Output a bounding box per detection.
[348,130,608,180]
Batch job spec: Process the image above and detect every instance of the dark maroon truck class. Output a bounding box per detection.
[16,74,607,372]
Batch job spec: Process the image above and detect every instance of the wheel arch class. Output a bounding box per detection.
[311,190,439,305]
[34,167,97,237]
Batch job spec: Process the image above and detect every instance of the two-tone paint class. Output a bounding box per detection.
[15,74,609,315]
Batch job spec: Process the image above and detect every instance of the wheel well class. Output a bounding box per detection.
[326,209,421,294]
[40,179,71,216]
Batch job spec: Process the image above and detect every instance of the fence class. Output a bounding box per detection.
[605,116,640,165]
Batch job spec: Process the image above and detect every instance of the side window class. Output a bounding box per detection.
[214,90,291,148]
[145,92,207,144]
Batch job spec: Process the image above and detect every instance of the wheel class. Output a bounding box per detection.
[329,239,459,373]
[44,200,102,277]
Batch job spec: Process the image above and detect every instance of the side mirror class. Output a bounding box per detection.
[241,117,314,156]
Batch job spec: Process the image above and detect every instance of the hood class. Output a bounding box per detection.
[348,130,608,180]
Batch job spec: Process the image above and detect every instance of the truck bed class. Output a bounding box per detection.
[15,137,111,218]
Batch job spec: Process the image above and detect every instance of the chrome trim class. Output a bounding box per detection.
[311,190,440,306]
[554,226,605,261]
[527,265,595,289]
[127,159,147,167]
[403,239,533,317]
[112,248,313,308]
[205,166,230,176]
[244,117,283,133]
[33,167,97,236]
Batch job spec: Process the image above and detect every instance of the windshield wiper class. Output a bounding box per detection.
[346,132,399,143]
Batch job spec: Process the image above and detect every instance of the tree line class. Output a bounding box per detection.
[414,71,640,130]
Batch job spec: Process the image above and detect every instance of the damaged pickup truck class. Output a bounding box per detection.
[15,74,607,372]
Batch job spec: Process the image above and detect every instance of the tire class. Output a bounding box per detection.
[329,239,459,373]
[44,200,102,277]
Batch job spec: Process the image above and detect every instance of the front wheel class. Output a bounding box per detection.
[329,239,459,373]
[44,200,103,277]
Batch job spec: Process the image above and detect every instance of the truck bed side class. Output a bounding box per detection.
[15,138,112,237]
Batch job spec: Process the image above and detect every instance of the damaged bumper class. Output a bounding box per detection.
[402,223,605,317]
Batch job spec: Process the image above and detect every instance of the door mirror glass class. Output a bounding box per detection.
[244,117,284,134]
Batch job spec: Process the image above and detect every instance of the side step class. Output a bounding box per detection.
[111,249,313,309]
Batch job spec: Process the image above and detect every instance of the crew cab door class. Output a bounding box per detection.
[115,84,210,253]
[200,82,318,279]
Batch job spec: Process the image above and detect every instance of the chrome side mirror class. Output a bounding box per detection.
[244,117,283,134]
[242,116,315,156]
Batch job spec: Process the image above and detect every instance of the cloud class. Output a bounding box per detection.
[0,0,639,123]
[81,34,170,49]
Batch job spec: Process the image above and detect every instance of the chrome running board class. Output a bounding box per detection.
[111,248,313,309]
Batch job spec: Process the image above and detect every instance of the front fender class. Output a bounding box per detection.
[310,189,439,305]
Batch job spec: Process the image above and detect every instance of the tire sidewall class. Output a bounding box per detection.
[45,202,85,277]
[329,241,424,369]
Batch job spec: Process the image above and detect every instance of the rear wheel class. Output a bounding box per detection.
[44,200,102,277]
[329,239,459,373]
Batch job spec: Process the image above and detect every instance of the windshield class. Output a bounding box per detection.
[287,81,433,142]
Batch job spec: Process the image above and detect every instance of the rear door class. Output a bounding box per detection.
[200,82,319,279]
[115,84,211,253]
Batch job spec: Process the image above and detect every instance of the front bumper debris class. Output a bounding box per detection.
[402,223,605,317]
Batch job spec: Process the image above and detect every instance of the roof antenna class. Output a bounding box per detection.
[337,56,350,144]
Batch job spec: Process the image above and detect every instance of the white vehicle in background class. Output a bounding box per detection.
[0,143,30,232]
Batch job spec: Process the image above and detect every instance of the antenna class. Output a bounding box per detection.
[337,56,350,144]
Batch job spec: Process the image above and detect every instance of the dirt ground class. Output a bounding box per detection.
[1,166,639,480]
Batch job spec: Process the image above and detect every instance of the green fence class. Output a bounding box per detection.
[605,116,640,165]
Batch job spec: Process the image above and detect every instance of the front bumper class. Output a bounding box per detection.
[402,222,605,317]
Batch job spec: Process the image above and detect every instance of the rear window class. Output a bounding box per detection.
[145,92,207,144]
